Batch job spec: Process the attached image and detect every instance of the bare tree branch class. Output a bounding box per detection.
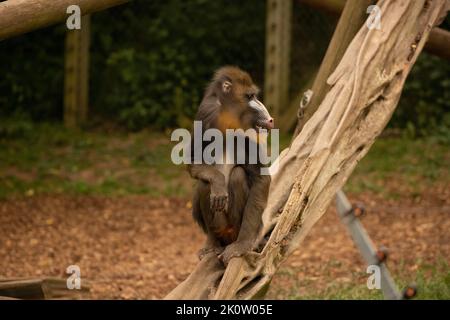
[0,0,130,41]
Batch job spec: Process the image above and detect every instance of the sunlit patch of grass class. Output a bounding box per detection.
[346,137,449,196]
[0,121,189,199]
[277,132,449,197]
[279,260,450,300]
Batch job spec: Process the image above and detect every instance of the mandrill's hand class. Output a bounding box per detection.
[210,182,228,213]
[218,241,253,266]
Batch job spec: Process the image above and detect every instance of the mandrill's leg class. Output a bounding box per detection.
[199,166,250,260]
[226,166,250,242]
[219,173,270,264]
[196,179,227,260]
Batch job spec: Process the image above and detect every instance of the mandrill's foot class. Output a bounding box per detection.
[218,241,253,266]
[197,246,224,261]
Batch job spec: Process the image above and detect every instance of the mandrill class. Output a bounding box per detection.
[188,66,273,264]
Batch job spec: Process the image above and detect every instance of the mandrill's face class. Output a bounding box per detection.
[216,67,274,132]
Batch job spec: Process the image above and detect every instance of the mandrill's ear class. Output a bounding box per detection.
[222,80,232,93]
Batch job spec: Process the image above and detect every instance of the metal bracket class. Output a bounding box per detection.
[335,190,416,300]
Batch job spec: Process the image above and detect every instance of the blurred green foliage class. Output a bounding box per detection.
[399,52,450,141]
[0,1,448,135]
[0,0,265,130]
[388,17,450,140]
[91,0,267,130]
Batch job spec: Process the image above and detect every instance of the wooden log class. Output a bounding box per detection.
[293,0,374,136]
[0,0,130,41]
[298,0,450,60]
[299,0,345,15]
[0,277,90,299]
[0,279,45,299]
[426,27,450,61]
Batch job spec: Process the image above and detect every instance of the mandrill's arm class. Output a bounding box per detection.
[219,173,270,264]
[188,164,229,212]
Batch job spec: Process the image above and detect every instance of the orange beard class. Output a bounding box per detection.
[216,110,241,132]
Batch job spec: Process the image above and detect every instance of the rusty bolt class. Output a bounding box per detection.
[353,204,366,217]
[375,246,389,263]
[403,284,417,299]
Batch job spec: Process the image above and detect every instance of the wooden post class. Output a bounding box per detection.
[264,0,292,122]
[64,15,90,128]
[293,0,374,137]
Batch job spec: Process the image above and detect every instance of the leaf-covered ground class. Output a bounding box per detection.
[0,188,448,299]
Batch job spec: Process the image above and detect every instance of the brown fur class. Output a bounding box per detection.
[188,66,271,264]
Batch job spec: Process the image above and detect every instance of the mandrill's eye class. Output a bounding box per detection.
[246,93,255,101]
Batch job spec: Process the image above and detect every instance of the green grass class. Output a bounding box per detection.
[345,135,449,197]
[278,131,449,198]
[0,121,448,199]
[0,121,190,199]
[282,260,450,300]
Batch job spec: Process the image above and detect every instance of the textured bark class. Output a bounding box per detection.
[0,0,130,41]
[166,0,448,300]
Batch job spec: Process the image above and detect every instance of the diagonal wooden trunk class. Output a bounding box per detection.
[166,0,448,300]
[0,0,130,41]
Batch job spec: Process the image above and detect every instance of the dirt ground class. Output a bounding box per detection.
[0,186,449,299]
